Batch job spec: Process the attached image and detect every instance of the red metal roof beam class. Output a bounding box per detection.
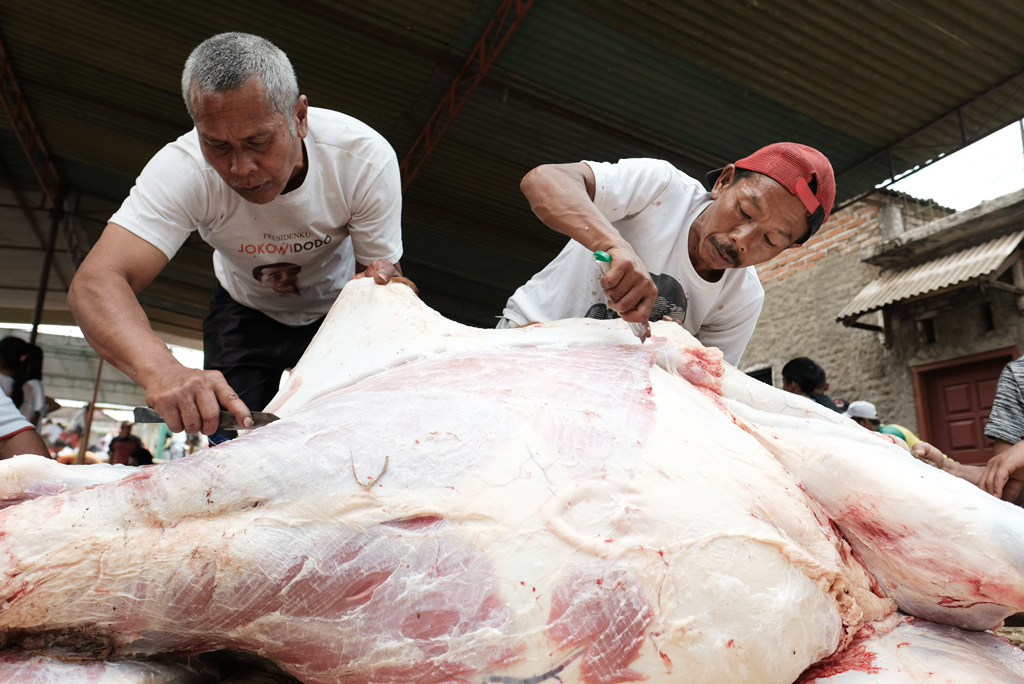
[400,0,536,191]
[0,36,62,208]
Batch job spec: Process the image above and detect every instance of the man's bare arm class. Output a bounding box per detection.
[68,223,250,435]
[520,163,657,323]
[910,441,986,485]
[0,429,48,460]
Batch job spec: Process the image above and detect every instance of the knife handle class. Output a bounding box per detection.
[593,251,651,341]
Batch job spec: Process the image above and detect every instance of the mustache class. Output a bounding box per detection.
[710,235,740,267]
[230,179,269,190]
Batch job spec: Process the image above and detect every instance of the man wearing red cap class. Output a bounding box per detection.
[500,143,835,365]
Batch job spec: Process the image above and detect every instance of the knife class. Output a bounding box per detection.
[133,407,280,431]
[593,251,651,343]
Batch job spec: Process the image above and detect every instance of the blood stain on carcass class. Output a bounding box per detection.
[383,516,445,530]
[793,642,880,683]
[675,347,724,394]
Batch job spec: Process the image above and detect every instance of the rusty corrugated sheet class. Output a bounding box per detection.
[837,231,1024,321]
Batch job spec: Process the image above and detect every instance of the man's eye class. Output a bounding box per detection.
[739,207,751,220]
[764,234,776,248]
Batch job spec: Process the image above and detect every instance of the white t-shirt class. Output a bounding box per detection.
[0,392,32,440]
[110,107,403,326]
[502,158,764,366]
[20,379,46,422]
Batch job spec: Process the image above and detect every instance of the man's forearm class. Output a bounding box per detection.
[0,429,48,459]
[521,164,627,253]
[68,271,182,388]
[69,223,250,435]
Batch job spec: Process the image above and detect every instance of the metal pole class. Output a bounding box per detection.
[76,359,102,465]
[29,193,63,345]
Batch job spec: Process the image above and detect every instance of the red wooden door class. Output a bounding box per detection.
[920,355,1012,465]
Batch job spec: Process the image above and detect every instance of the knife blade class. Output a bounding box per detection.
[132,407,280,431]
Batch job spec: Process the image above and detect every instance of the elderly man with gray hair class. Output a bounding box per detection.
[69,33,403,437]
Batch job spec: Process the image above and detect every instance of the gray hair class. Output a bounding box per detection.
[181,33,299,127]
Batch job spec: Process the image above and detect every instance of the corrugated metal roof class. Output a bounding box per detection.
[837,230,1024,322]
[2,0,1024,334]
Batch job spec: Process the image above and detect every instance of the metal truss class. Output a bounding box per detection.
[399,0,537,191]
[837,67,1024,210]
[0,36,61,207]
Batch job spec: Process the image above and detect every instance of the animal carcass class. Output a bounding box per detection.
[2,278,1024,684]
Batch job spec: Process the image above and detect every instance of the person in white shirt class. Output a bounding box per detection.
[68,33,404,436]
[0,392,46,460]
[501,143,836,366]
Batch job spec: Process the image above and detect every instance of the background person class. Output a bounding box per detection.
[67,32,403,436]
[0,336,28,404]
[782,357,839,412]
[978,357,1024,501]
[20,344,46,428]
[843,400,921,447]
[0,392,47,460]
[499,143,836,366]
[108,420,144,466]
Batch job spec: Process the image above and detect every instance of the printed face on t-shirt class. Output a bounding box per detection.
[259,263,302,295]
[585,272,687,323]
[192,79,308,205]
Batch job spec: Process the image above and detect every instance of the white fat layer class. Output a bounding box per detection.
[1,279,1023,684]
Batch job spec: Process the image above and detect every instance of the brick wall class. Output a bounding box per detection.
[755,203,881,284]
[740,192,1022,436]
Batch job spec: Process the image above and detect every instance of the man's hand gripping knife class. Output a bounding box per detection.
[593,251,651,343]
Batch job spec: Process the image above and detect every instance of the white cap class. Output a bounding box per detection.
[844,400,879,421]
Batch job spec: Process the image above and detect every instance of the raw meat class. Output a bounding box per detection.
[0,455,131,510]
[1,278,1024,684]
[796,615,1024,682]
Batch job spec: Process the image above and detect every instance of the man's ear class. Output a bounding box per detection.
[293,94,309,138]
[710,164,736,199]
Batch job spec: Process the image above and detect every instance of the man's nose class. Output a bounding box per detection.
[728,222,757,251]
[230,148,258,177]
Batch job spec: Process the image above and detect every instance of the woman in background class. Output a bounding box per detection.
[0,337,47,427]
[20,344,46,428]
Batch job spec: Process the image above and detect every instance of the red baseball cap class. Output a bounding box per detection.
[705,142,836,244]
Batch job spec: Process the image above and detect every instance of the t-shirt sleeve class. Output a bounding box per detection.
[0,393,33,440]
[347,155,403,267]
[694,287,764,367]
[108,143,206,261]
[585,159,676,223]
[985,361,1024,444]
[878,425,903,439]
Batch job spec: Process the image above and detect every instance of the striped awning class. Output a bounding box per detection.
[837,230,1024,322]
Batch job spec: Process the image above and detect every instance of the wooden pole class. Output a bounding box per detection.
[76,359,103,465]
